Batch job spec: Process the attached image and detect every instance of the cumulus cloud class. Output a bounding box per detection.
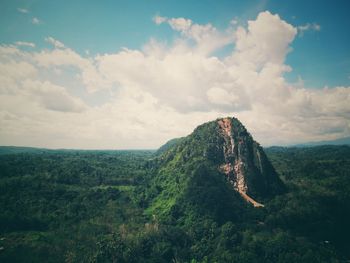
[298,22,321,35]
[45,37,65,49]
[230,19,238,25]
[0,45,86,114]
[228,11,297,68]
[21,80,87,112]
[0,58,38,94]
[32,17,41,25]
[34,47,87,68]
[207,86,250,111]
[168,17,193,31]
[153,15,167,25]
[154,15,235,55]
[17,8,29,14]
[0,11,349,149]
[15,41,35,48]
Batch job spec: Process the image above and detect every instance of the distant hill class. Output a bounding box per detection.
[0,146,155,155]
[293,136,350,147]
[0,146,51,155]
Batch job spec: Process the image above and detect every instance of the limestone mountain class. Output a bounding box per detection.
[147,117,285,220]
[216,117,285,206]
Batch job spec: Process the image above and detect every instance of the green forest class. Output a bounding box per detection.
[0,144,350,262]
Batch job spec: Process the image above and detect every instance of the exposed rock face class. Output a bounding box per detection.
[218,118,263,207]
[215,117,284,206]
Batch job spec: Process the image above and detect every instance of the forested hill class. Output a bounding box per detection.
[0,143,350,262]
[0,146,54,155]
[0,146,156,155]
[144,117,285,222]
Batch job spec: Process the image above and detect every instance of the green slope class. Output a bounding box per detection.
[146,117,284,223]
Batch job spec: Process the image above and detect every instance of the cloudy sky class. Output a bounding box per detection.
[0,0,350,149]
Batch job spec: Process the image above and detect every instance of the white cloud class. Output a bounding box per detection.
[230,19,238,25]
[15,41,36,48]
[32,17,41,25]
[298,23,321,35]
[0,11,349,149]
[228,11,297,68]
[0,45,24,58]
[153,15,167,25]
[21,80,87,113]
[33,41,110,93]
[168,17,193,31]
[207,86,250,111]
[0,59,38,94]
[17,8,29,14]
[34,47,88,69]
[45,37,65,49]
[154,15,235,55]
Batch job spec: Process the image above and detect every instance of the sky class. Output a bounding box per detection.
[0,0,350,149]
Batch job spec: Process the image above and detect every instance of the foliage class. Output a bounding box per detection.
[0,145,349,262]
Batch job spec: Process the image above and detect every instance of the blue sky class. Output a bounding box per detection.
[0,0,350,149]
[1,0,349,88]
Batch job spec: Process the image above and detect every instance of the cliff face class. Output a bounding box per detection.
[152,117,285,215]
[216,117,285,202]
[217,118,278,207]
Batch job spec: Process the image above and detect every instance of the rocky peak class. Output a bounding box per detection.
[155,116,285,209]
[218,118,264,207]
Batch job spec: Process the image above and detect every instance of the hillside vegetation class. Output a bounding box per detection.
[0,144,349,262]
